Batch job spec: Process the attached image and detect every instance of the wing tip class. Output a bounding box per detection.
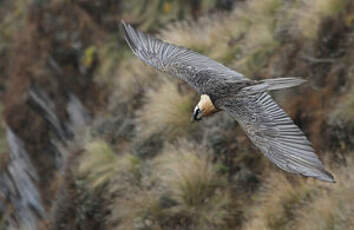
[303,167,335,183]
[120,19,129,37]
[296,78,307,86]
[120,20,138,53]
[317,169,336,183]
[120,19,126,27]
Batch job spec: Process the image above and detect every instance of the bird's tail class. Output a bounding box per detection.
[240,77,306,94]
[259,77,307,91]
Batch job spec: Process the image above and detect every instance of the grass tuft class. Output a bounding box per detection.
[293,0,348,39]
[294,155,354,230]
[329,85,354,126]
[154,140,232,229]
[79,139,142,188]
[136,80,197,140]
[159,0,281,76]
[242,173,317,230]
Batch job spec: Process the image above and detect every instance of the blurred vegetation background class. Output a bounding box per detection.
[0,0,354,229]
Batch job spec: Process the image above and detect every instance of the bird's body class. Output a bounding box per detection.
[121,21,335,183]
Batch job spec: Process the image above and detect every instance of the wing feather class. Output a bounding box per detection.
[121,21,244,93]
[221,92,335,182]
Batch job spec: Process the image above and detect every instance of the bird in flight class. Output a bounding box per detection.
[121,21,334,183]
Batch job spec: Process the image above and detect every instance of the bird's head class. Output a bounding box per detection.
[191,94,218,122]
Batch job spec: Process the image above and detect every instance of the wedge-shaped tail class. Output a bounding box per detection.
[260,77,307,90]
[241,77,307,94]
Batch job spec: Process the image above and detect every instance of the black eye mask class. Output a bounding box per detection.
[193,108,202,121]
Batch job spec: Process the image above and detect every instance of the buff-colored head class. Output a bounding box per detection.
[192,94,218,122]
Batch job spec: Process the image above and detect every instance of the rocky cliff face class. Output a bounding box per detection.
[0,0,353,229]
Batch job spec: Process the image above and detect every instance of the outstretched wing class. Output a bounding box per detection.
[121,21,244,93]
[221,92,334,182]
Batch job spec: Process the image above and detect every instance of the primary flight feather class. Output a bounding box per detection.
[121,21,334,183]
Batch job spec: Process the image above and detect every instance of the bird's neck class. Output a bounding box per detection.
[198,94,218,116]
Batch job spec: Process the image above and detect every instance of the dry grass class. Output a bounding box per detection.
[104,158,163,230]
[294,156,354,230]
[231,0,281,74]
[327,85,354,150]
[79,140,160,229]
[292,0,348,39]
[119,0,222,31]
[160,14,229,55]
[160,12,240,64]
[154,140,233,229]
[94,39,122,87]
[136,80,197,140]
[241,155,354,230]
[78,139,142,188]
[329,86,354,126]
[114,58,158,102]
[94,139,235,230]
[159,0,281,75]
[109,190,163,230]
[242,172,319,230]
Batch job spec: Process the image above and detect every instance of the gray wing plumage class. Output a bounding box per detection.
[121,21,244,93]
[221,92,335,183]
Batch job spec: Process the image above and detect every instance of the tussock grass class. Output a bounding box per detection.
[292,0,349,39]
[109,190,163,230]
[112,58,159,105]
[242,155,354,230]
[329,86,354,126]
[327,86,354,150]
[159,0,281,75]
[294,156,354,230]
[154,140,232,229]
[101,140,234,230]
[242,173,318,230]
[232,0,281,74]
[136,80,197,140]
[94,38,122,86]
[79,139,142,188]
[79,140,159,229]
[160,15,226,54]
[119,0,222,31]
[101,153,162,230]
